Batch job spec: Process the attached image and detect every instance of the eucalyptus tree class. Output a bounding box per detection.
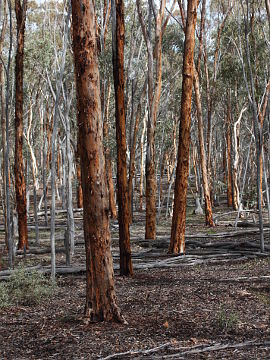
[136,0,175,240]
[71,0,124,322]
[47,1,70,279]
[0,0,8,247]
[193,0,214,226]
[112,0,133,275]
[136,0,162,240]
[14,0,28,250]
[169,0,198,254]
[1,0,14,267]
[237,0,270,251]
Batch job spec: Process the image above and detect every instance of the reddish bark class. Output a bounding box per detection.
[75,142,83,209]
[71,0,124,322]
[0,1,7,247]
[106,156,117,219]
[15,0,28,250]
[112,0,133,276]
[137,0,166,240]
[169,0,198,254]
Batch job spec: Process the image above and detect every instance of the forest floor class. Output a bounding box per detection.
[1,204,270,359]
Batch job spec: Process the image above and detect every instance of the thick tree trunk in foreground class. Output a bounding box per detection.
[112,0,133,276]
[169,0,198,254]
[14,0,28,250]
[71,0,124,322]
[0,2,7,247]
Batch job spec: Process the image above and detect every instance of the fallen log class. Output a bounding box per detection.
[159,340,270,359]
[99,340,270,359]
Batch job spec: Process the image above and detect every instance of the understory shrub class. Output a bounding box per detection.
[0,267,55,308]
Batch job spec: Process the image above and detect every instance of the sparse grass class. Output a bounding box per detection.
[215,307,239,333]
[0,282,10,308]
[0,266,55,308]
[256,293,270,307]
[207,228,219,235]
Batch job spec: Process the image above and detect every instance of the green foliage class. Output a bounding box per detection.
[0,283,10,308]
[0,267,55,308]
[215,307,239,333]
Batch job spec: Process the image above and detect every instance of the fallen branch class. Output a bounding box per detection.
[160,340,270,358]
[99,340,270,360]
[16,247,66,256]
[99,342,171,360]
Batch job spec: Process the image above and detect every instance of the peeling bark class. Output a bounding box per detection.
[71,0,124,322]
[75,141,83,209]
[14,0,28,250]
[169,0,198,254]
[112,0,133,276]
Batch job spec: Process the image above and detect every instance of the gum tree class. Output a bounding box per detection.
[71,0,124,322]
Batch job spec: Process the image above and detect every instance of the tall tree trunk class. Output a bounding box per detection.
[266,0,270,36]
[0,0,8,247]
[193,67,214,226]
[71,0,124,322]
[103,81,117,219]
[128,79,147,223]
[138,0,156,240]
[232,106,247,210]
[66,109,75,256]
[112,0,133,276]
[242,0,264,251]
[136,0,166,240]
[226,93,233,207]
[5,0,13,267]
[49,8,69,279]
[75,141,83,208]
[61,142,66,209]
[258,79,270,208]
[42,107,49,226]
[25,103,39,245]
[14,0,28,250]
[139,108,147,211]
[193,0,213,225]
[0,64,8,247]
[169,0,198,254]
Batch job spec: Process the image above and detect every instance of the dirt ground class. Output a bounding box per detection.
[1,208,270,359]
